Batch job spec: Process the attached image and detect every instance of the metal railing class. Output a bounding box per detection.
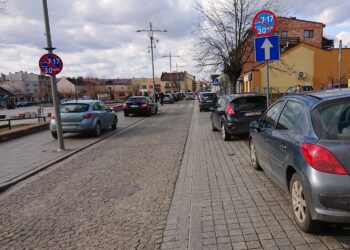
[0,116,48,130]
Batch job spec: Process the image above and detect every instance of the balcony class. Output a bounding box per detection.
[279,37,300,47]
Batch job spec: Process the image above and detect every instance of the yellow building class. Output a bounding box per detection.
[242,43,350,93]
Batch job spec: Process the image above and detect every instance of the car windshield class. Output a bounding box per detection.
[128,97,146,103]
[312,100,350,140]
[60,103,89,113]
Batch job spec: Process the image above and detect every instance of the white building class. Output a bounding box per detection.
[0,71,51,102]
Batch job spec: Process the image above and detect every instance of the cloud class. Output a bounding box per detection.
[0,0,199,79]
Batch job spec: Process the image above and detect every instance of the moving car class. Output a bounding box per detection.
[123,96,158,116]
[211,94,266,140]
[249,89,350,232]
[199,92,217,111]
[184,92,195,100]
[50,100,117,138]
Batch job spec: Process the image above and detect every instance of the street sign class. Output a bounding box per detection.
[254,36,280,62]
[39,53,63,76]
[252,10,277,37]
[212,78,219,86]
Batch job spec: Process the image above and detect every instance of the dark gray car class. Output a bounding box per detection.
[249,89,350,232]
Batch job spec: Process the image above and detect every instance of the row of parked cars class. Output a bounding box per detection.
[206,89,350,233]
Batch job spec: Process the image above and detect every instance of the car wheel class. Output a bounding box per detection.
[212,119,218,131]
[124,112,129,117]
[221,123,230,141]
[93,122,101,137]
[112,117,117,130]
[249,140,261,170]
[290,173,321,233]
[51,131,57,139]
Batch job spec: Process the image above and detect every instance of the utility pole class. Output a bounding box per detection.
[42,0,65,151]
[175,64,185,92]
[162,52,179,92]
[339,40,343,86]
[136,22,167,99]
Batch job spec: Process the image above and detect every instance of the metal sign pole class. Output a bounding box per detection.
[42,0,65,151]
[266,62,270,107]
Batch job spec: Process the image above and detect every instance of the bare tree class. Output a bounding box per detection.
[194,0,287,93]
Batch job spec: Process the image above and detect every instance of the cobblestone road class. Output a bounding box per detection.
[0,101,194,249]
[162,103,350,250]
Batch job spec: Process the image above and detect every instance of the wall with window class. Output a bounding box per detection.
[276,17,324,48]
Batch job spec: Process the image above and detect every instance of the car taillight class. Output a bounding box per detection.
[82,113,93,119]
[141,103,148,108]
[226,103,235,115]
[301,143,348,175]
[123,103,128,109]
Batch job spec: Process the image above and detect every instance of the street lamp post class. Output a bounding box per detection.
[136,22,167,99]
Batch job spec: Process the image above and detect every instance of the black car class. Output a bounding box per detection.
[211,94,267,140]
[123,96,158,116]
[199,92,217,111]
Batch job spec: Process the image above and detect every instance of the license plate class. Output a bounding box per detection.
[245,111,261,116]
[130,105,138,108]
[63,125,76,129]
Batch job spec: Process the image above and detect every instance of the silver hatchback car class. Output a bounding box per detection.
[50,100,118,138]
[249,90,350,232]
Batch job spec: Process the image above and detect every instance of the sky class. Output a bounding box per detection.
[0,0,349,81]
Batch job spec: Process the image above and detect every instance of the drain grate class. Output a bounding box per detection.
[104,185,142,199]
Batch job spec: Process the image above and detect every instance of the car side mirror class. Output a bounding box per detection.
[250,120,260,131]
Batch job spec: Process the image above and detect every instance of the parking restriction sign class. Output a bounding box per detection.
[252,10,277,37]
[39,53,63,76]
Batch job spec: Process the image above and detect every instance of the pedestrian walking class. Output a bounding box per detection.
[159,92,164,105]
[155,92,159,103]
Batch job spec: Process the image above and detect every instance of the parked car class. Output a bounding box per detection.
[322,83,348,90]
[211,94,266,140]
[163,94,174,104]
[50,100,118,138]
[249,89,350,232]
[285,85,313,95]
[199,92,218,111]
[123,96,158,116]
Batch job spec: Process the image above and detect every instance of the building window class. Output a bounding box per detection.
[304,30,314,38]
[149,85,153,89]
[273,31,279,36]
[281,31,288,38]
[142,85,147,89]
[165,83,169,87]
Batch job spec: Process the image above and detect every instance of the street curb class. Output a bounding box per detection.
[0,122,50,143]
[0,106,167,192]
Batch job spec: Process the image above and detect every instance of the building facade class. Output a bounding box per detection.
[242,43,350,94]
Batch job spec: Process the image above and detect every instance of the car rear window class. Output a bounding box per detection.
[128,97,146,103]
[60,103,89,113]
[201,93,217,99]
[312,100,350,140]
[232,96,266,110]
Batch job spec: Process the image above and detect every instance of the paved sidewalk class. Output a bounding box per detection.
[162,103,350,250]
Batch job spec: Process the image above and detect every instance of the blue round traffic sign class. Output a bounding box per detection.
[39,53,63,76]
[252,10,277,37]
